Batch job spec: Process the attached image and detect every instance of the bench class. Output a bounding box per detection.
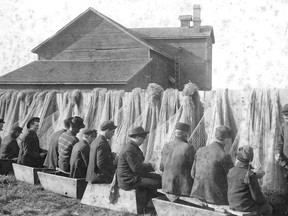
[37,171,87,199]
[12,163,51,185]
[81,183,150,214]
[0,159,14,175]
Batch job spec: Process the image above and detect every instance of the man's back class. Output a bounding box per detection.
[161,138,195,196]
[43,129,66,169]
[0,134,19,159]
[70,140,90,178]
[58,130,79,172]
[191,141,233,204]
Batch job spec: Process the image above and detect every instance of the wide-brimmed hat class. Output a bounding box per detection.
[83,128,97,136]
[215,125,231,141]
[100,121,117,131]
[128,126,149,137]
[0,119,5,124]
[175,122,190,133]
[27,117,40,129]
[68,116,85,128]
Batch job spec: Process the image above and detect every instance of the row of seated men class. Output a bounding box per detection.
[0,117,272,215]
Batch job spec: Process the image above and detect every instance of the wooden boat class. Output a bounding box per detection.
[12,163,50,185]
[37,171,87,199]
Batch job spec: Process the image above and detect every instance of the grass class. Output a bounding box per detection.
[0,175,155,216]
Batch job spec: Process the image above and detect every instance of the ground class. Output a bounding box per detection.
[0,175,156,216]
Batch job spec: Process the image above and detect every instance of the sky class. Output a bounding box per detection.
[0,0,288,89]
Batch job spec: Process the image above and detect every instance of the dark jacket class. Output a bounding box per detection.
[43,129,66,169]
[190,141,234,204]
[276,122,288,159]
[0,133,19,159]
[228,163,267,211]
[70,139,90,178]
[17,130,43,167]
[117,140,154,190]
[86,135,115,183]
[160,138,195,196]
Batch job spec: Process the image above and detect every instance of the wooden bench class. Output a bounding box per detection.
[12,163,51,185]
[81,183,149,214]
[37,171,87,199]
[0,159,14,175]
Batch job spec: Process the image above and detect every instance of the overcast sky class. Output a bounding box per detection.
[1,0,288,89]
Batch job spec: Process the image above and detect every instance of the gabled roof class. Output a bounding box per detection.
[32,7,173,60]
[0,59,152,84]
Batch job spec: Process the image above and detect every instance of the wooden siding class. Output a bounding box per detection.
[49,21,149,61]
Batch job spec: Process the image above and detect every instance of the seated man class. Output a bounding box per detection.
[117,126,161,213]
[86,121,117,183]
[0,126,22,161]
[228,145,272,216]
[190,125,234,205]
[43,118,70,169]
[58,116,85,174]
[70,129,97,178]
[18,117,47,167]
[160,122,195,198]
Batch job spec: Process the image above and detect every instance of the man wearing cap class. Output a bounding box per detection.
[86,120,117,183]
[58,116,85,174]
[117,126,161,213]
[18,117,47,167]
[275,103,288,180]
[190,125,234,205]
[0,119,5,147]
[43,118,70,169]
[160,122,195,198]
[70,129,97,178]
[0,126,22,161]
[228,145,272,215]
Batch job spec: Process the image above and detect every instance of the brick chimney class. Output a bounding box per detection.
[178,15,192,28]
[193,4,201,32]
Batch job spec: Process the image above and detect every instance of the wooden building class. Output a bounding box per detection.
[0,6,214,91]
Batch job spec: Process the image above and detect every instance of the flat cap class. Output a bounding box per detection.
[83,129,97,136]
[175,122,190,133]
[0,119,5,124]
[282,104,288,114]
[100,120,117,131]
[68,116,85,128]
[215,125,231,141]
[27,117,40,129]
[129,126,149,137]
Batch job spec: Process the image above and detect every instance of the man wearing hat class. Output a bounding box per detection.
[0,125,22,161]
[0,119,5,147]
[70,129,97,178]
[18,117,47,167]
[58,116,85,174]
[190,125,234,204]
[86,120,117,183]
[43,118,70,169]
[117,126,161,213]
[275,103,288,180]
[160,122,195,198]
[228,145,272,215]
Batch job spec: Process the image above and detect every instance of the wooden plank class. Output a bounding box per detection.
[81,183,141,214]
[152,197,230,216]
[0,159,14,175]
[37,171,87,199]
[12,163,49,185]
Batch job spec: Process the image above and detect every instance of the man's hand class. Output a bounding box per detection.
[275,154,282,162]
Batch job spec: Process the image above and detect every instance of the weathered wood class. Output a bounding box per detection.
[152,196,230,216]
[12,163,50,185]
[81,183,147,214]
[37,171,87,199]
[0,159,14,175]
